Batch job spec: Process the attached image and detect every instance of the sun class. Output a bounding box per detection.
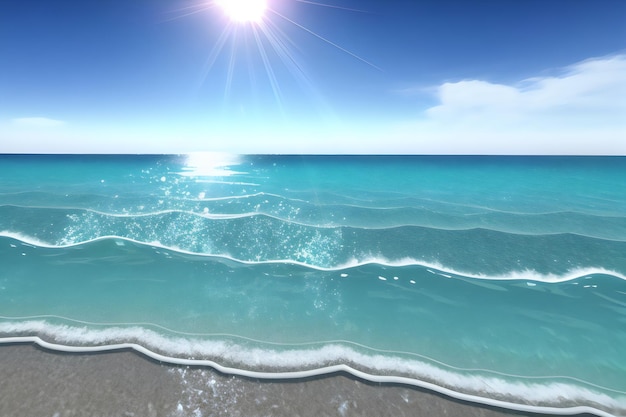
[215,0,268,23]
[183,0,379,105]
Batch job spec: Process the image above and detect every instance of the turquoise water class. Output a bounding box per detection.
[1,154,626,415]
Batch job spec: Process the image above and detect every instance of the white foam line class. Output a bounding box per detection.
[0,232,415,271]
[0,191,303,204]
[0,204,248,217]
[1,203,432,230]
[1,315,623,396]
[419,197,626,218]
[464,209,626,221]
[186,192,266,201]
[251,192,311,204]
[2,231,626,283]
[9,205,260,221]
[0,336,620,417]
[0,231,51,247]
[0,204,342,229]
[291,197,607,219]
[2,190,625,218]
[189,179,259,185]
[3,204,626,241]
[85,208,257,220]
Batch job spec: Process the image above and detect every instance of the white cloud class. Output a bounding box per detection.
[394,54,626,155]
[13,117,66,128]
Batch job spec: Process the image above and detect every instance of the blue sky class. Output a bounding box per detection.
[1,0,625,154]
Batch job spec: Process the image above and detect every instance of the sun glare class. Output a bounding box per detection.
[179,0,379,107]
[216,0,267,23]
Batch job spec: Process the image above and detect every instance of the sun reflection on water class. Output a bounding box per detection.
[179,152,245,178]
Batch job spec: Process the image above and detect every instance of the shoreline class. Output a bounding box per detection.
[0,343,597,417]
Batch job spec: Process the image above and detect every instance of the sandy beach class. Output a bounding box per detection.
[0,343,594,417]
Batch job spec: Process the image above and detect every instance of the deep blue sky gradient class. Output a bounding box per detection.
[1,0,625,153]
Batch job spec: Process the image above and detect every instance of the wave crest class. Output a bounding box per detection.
[1,197,626,241]
[0,319,624,417]
[2,232,626,283]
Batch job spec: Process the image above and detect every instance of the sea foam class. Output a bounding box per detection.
[0,319,624,417]
[2,231,625,283]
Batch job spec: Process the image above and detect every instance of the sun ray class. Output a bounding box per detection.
[269,9,383,71]
[161,3,217,22]
[191,0,380,111]
[293,0,369,14]
[259,18,310,85]
[253,18,338,122]
[224,29,239,98]
[244,33,259,92]
[198,24,236,90]
[251,25,284,110]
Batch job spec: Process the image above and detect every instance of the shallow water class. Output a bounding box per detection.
[1,154,625,416]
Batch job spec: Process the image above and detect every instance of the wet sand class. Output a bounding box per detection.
[0,344,593,417]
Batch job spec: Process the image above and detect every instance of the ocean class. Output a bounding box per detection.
[1,154,625,416]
